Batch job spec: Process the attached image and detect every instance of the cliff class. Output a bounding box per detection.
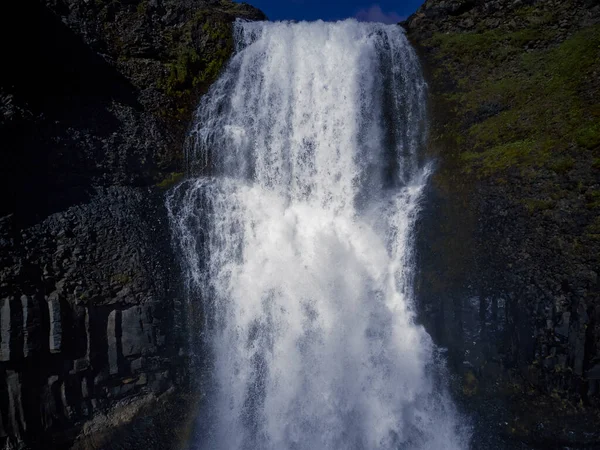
[405,0,600,446]
[0,0,264,448]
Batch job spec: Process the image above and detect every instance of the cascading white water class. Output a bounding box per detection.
[167,19,469,450]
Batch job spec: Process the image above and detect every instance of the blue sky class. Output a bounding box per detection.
[246,1,424,24]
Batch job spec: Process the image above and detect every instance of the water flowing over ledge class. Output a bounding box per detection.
[167,19,470,450]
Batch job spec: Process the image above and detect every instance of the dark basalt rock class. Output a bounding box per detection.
[0,187,184,448]
[406,0,600,447]
[0,0,264,448]
[0,0,265,224]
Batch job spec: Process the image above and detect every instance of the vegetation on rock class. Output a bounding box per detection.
[156,171,184,189]
[161,10,237,116]
[406,0,600,445]
[428,23,600,177]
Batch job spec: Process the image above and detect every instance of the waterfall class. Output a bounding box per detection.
[167,19,469,450]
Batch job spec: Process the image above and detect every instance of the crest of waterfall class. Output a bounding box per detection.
[167,19,469,450]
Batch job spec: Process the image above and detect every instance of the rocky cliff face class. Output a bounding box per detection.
[1,0,264,223]
[0,0,264,448]
[405,0,600,446]
[0,188,181,448]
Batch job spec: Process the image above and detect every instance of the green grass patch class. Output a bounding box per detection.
[158,10,236,120]
[157,172,185,189]
[429,23,600,175]
[461,139,556,175]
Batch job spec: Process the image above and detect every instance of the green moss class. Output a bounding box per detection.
[136,0,147,15]
[513,5,555,25]
[585,190,600,209]
[587,216,600,232]
[428,27,557,71]
[461,139,554,175]
[203,19,231,40]
[575,121,600,150]
[463,371,479,397]
[513,5,537,17]
[549,190,572,201]
[159,13,235,119]
[586,217,600,239]
[430,23,600,176]
[157,172,185,189]
[164,48,201,95]
[550,156,575,174]
[111,273,132,284]
[523,198,555,213]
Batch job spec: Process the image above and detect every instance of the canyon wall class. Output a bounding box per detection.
[406,0,600,446]
[0,0,264,448]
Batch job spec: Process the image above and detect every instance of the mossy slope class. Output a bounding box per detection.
[428,22,600,176]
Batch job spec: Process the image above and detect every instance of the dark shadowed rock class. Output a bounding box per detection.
[48,295,63,354]
[0,298,12,362]
[107,310,120,376]
[21,295,42,358]
[0,0,265,447]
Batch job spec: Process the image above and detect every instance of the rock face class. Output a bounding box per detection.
[405,0,600,446]
[0,188,183,448]
[0,0,265,224]
[0,0,264,448]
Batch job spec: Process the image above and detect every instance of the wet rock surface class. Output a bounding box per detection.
[0,0,264,448]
